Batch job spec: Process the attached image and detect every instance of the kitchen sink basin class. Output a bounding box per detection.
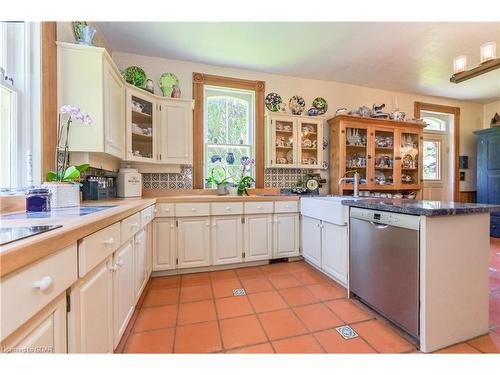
[300,196,355,225]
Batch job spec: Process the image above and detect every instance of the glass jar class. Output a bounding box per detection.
[26,188,51,212]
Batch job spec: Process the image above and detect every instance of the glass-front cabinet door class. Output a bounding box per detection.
[343,124,369,189]
[127,89,156,162]
[298,119,322,169]
[372,128,395,188]
[397,130,422,188]
[270,117,296,167]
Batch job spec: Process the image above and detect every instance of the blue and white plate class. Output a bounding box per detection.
[289,95,306,115]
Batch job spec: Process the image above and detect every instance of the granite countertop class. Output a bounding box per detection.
[341,199,500,216]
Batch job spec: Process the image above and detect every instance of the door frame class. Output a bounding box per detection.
[414,102,460,201]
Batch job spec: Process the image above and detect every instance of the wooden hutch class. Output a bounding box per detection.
[328,115,426,196]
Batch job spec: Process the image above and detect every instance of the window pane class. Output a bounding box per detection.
[423,140,440,180]
[423,117,446,131]
[0,84,14,188]
[206,145,251,185]
[206,96,249,144]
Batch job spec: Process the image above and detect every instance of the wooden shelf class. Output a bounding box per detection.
[346,144,367,148]
[346,165,366,169]
[132,132,152,141]
[276,129,293,133]
[132,110,152,124]
[401,168,418,171]
[276,146,293,149]
[375,167,393,170]
[375,146,394,150]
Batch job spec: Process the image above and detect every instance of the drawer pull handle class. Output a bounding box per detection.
[116,259,124,267]
[285,205,290,208]
[225,206,232,210]
[103,238,115,246]
[257,206,263,209]
[34,276,52,291]
[191,208,197,212]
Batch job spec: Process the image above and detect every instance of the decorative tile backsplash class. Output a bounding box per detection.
[142,167,193,190]
[140,167,326,191]
[263,168,312,189]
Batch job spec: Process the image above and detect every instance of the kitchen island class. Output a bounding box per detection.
[342,198,500,353]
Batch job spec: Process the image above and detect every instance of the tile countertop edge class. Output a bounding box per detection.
[0,198,156,279]
[341,199,500,216]
[0,195,299,278]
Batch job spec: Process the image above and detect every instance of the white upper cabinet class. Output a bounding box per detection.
[57,42,125,159]
[158,100,193,165]
[58,42,193,166]
[103,59,125,158]
[126,88,157,163]
[266,113,324,169]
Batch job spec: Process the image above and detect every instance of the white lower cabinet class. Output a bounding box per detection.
[134,229,148,301]
[244,214,273,261]
[321,221,348,285]
[1,293,67,354]
[301,216,322,267]
[273,213,300,258]
[177,217,211,268]
[113,239,135,349]
[153,218,177,271]
[212,216,243,265]
[301,215,348,286]
[68,258,113,353]
[145,222,153,278]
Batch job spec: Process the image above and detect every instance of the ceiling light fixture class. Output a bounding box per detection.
[450,41,499,83]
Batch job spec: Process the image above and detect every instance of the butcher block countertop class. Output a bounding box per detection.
[0,194,299,278]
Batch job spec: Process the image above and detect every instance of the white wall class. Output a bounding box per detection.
[111,51,485,191]
[483,100,500,128]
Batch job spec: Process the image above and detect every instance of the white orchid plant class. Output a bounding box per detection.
[46,105,92,183]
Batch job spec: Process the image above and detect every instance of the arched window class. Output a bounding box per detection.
[422,116,446,132]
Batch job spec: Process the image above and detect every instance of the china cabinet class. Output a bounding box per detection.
[266,113,324,169]
[328,115,425,196]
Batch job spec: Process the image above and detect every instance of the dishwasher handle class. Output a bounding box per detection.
[369,221,389,229]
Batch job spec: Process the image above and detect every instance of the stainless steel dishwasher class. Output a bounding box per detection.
[349,207,420,339]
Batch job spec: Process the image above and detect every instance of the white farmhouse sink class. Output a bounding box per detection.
[300,196,355,225]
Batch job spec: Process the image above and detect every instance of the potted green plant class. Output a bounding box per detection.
[206,165,231,196]
[42,105,91,208]
[235,158,255,196]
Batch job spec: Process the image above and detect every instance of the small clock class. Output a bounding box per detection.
[305,177,319,194]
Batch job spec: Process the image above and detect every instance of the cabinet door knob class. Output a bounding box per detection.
[225,206,232,210]
[131,222,139,228]
[170,224,174,229]
[205,222,210,227]
[103,238,115,246]
[191,208,197,212]
[109,265,119,273]
[257,206,263,209]
[34,276,52,291]
[116,259,124,267]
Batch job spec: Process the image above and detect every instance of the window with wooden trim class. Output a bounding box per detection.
[0,21,41,191]
[204,86,255,185]
[192,73,265,189]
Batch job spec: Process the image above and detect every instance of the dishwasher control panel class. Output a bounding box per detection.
[350,207,420,230]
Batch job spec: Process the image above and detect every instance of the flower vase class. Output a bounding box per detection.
[41,182,80,208]
[216,184,228,196]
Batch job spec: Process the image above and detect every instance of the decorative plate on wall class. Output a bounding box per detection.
[289,95,306,115]
[265,92,282,112]
[312,97,328,115]
[159,73,179,97]
[123,66,147,88]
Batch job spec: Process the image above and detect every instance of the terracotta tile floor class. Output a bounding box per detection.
[120,239,500,354]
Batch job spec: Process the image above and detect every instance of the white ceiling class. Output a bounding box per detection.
[95,22,500,103]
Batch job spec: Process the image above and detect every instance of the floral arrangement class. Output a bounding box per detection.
[205,164,231,187]
[236,157,255,196]
[46,105,92,183]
